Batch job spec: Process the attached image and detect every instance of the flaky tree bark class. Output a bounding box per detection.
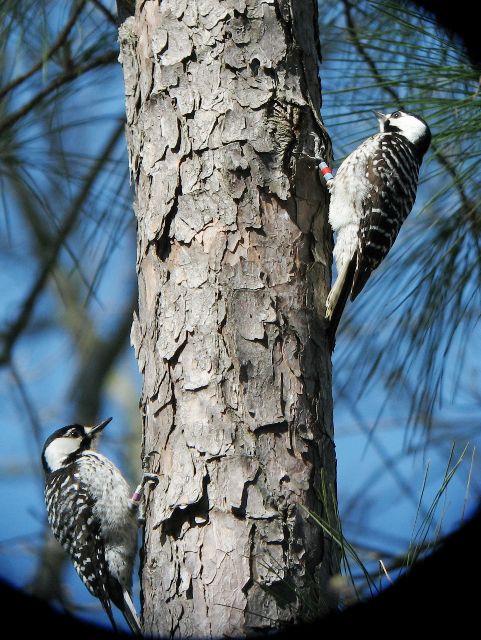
[119,0,336,636]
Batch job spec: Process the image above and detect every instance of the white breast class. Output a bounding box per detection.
[329,134,380,231]
[328,134,381,272]
[78,452,138,587]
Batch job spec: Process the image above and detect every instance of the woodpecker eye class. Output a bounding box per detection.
[391,112,401,118]
[66,427,82,438]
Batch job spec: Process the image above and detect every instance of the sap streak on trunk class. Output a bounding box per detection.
[119,0,337,636]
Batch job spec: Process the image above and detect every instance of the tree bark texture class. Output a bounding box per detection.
[119,0,336,636]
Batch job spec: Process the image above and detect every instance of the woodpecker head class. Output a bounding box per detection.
[41,417,112,474]
[374,110,431,157]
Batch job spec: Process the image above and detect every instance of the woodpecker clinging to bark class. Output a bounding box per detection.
[325,110,431,344]
[42,417,149,635]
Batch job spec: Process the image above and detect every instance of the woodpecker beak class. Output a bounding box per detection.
[89,417,113,435]
[373,111,387,124]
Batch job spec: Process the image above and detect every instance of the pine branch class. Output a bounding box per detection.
[0,120,124,365]
[0,50,117,137]
[0,0,87,102]
[89,0,117,25]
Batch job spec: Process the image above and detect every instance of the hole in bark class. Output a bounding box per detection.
[231,470,261,519]
[254,421,289,436]
[161,476,210,539]
[264,66,277,82]
[239,362,251,383]
[253,332,269,349]
[246,224,267,237]
[231,504,246,519]
[154,211,175,261]
[230,164,250,179]
[266,579,297,606]
[249,58,260,76]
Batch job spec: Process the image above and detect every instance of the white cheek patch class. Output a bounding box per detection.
[44,437,82,472]
[397,115,426,144]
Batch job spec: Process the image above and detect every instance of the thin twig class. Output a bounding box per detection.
[88,0,118,25]
[0,50,117,137]
[0,120,125,365]
[9,360,43,454]
[0,0,87,102]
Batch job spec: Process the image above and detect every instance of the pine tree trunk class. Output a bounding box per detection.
[119,0,336,635]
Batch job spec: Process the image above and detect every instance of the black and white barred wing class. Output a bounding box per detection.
[45,467,116,626]
[351,135,420,300]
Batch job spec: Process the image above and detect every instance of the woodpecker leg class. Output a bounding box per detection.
[130,472,160,524]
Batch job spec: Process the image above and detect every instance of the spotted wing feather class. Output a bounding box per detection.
[351,134,420,299]
[45,465,117,629]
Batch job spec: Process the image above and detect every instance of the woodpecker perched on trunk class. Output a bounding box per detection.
[42,417,146,635]
[325,110,431,346]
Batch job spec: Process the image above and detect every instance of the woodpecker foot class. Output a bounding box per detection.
[131,472,160,523]
[142,472,160,486]
[130,473,159,504]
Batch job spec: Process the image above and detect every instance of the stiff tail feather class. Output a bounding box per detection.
[325,253,357,351]
[121,589,142,636]
[96,576,119,633]
[102,600,118,634]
